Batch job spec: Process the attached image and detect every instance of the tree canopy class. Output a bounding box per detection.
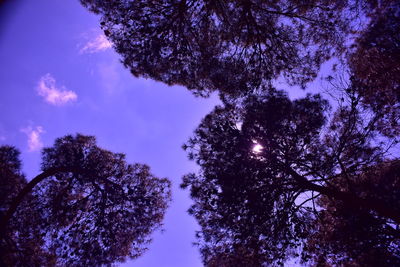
[0,146,52,266]
[181,86,400,266]
[349,1,400,137]
[0,134,171,266]
[78,0,400,132]
[79,0,373,98]
[304,160,400,266]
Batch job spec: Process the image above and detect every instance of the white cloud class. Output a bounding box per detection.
[21,126,44,152]
[80,34,112,54]
[37,74,77,106]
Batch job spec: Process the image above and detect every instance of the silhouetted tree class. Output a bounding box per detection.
[0,146,55,266]
[181,86,399,265]
[205,244,264,267]
[304,160,400,266]
[80,0,369,97]
[349,1,400,137]
[0,134,171,266]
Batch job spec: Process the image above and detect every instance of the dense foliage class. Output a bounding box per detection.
[349,1,400,137]
[0,146,53,266]
[182,86,400,266]
[304,160,400,266]
[80,0,372,97]
[0,134,171,266]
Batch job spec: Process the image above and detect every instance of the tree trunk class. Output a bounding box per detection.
[289,168,400,224]
[0,167,79,236]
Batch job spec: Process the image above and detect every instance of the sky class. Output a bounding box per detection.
[0,1,327,266]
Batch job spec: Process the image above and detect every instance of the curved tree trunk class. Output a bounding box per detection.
[0,167,79,236]
[289,167,400,224]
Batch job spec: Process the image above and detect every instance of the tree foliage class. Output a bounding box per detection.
[206,245,265,267]
[80,0,369,97]
[304,160,400,266]
[182,86,400,266]
[349,1,400,137]
[0,146,55,266]
[0,134,171,266]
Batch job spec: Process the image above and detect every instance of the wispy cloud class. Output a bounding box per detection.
[21,126,44,152]
[98,60,120,94]
[37,74,77,106]
[80,34,112,54]
[0,126,6,142]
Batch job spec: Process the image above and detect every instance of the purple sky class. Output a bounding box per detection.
[0,1,320,266]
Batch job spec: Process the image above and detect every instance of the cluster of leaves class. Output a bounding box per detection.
[80,0,368,98]
[0,134,171,266]
[0,146,55,266]
[349,1,400,137]
[206,245,265,267]
[304,160,400,266]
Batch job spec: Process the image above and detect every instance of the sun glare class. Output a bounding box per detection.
[252,143,263,153]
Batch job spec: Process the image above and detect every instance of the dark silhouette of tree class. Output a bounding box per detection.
[181,86,400,265]
[0,134,171,266]
[79,0,367,97]
[304,160,400,266]
[205,244,264,267]
[0,146,56,266]
[349,1,400,137]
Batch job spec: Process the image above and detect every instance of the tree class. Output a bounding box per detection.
[205,245,264,267]
[0,146,55,266]
[0,134,171,266]
[303,160,400,266]
[80,0,367,98]
[181,86,400,266]
[349,1,400,137]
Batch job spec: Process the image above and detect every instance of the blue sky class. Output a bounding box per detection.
[0,0,220,266]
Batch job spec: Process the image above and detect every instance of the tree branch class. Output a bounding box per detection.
[288,166,400,224]
[0,167,82,236]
